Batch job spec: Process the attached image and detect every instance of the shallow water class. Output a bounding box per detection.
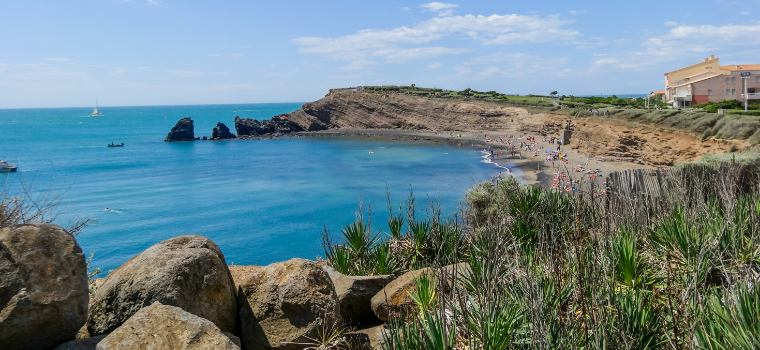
[0,103,499,272]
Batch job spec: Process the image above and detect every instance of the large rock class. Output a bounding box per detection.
[87,235,237,335]
[370,268,430,322]
[323,266,394,326]
[165,117,195,142]
[0,224,89,350]
[211,122,237,140]
[96,303,240,350]
[234,116,301,137]
[53,335,106,350]
[230,259,342,350]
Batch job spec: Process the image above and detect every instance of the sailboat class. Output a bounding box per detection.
[89,100,103,117]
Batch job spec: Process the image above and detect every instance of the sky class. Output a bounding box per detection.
[0,0,759,108]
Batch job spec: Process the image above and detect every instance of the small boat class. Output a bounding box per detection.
[0,160,17,173]
[107,143,124,147]
[89,100,103,117]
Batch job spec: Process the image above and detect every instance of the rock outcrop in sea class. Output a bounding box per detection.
[0,224,89,350]
[165,117,196,142]
[211,122,237,140]
[234,116,300,137]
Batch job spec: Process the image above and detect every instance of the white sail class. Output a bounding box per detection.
[90,100,103,116]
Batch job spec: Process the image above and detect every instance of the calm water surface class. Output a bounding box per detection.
[0,103,498,272]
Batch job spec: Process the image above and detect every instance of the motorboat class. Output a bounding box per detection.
[0,160,17,173]
[107,142,125,147]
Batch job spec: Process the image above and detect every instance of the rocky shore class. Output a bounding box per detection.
[0,223,455,349]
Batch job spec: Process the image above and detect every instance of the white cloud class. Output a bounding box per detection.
[293,13,578,65]
[44,58,73,62]
[166,70,202,78]
[477,67,500,77]
[420,2,459,16]
[428,62,443,69]
[645,23,760,58]
[229,53,244,57]
[740,11,751,15]
[146,0,160,5]
[568,10,586,15]
[0,63,7,74]
[342,59,377,70]
[664,21,679,27]
[207,54,221,57]
[454,67,472,74]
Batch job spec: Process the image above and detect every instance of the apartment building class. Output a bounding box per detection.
[664,56,760,107]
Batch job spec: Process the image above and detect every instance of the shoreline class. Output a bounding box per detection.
[290,129,644,188]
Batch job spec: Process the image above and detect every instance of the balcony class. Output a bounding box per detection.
[745,93,760,100]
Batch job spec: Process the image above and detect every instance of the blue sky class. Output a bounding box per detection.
[0,0,758,108]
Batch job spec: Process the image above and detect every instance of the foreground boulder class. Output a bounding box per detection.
[53,335,106,350]
[211,122,237,140]
[87,235,237,335]
[165,117,195,141]
[96,303,240,350]
[231,259,342,350]
[323,266,394,326]
[370,268,430,322]
[0,224,89,350]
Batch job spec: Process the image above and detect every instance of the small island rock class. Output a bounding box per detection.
[96,303,240,350]
[0,224,89,350]
[211,122,237,140]
[87,235,238,335]
[165,117,195,142]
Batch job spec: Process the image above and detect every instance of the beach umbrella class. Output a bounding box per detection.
[546,149,554,153]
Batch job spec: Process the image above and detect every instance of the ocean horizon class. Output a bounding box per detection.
[0,103,500,273]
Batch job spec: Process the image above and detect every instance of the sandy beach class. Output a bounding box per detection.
[293,129,643,189]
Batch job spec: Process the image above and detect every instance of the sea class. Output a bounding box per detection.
[0,103,500,273]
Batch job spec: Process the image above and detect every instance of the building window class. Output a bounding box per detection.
[708,90,712,95]
[726,77,731,84]
[757,76,759,83]
[732,77,736,83]
[732,89,736,95]
[727,89,731,95]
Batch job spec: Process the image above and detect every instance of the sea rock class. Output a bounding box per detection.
[323,266,394,326]
[370,268,430,322]
[230,258,342,350]
[211,122,237,140]
[0,224,89,350]
[87,235,237,335]
[235,116,301,137]
[53,335,107,350]
[95,303,240,350]
[165,117,195,142]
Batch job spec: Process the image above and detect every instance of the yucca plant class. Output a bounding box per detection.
[615,289,666,349]
[382,311,455,350]
[374,240,400,275]
[388,214,405,239]
[612,228,651,289]
[464,296,528,350]
[409,272,437,315]
[696,282,760,349]
[341,219,379,260]
[408,220,431,265]
[326,246,353,275]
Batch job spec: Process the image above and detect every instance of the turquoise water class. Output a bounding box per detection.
[0,104,497,273]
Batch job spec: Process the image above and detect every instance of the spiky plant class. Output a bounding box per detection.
[696,282,760,349]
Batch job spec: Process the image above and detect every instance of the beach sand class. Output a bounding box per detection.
[294,129,643,189]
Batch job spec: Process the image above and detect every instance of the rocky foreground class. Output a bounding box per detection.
[0,224,450,350]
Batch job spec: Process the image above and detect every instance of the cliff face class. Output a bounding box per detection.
[281,91,531,132]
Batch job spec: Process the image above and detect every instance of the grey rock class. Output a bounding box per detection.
[53,335,107,350]
[370,268,430,322]
[211,122,237,140]
[230,259,342,350]
[165,117,195,142]
[323,266,394,326]
[0,224,89,350]
[96,303,240,350]
[87,235,238,335]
